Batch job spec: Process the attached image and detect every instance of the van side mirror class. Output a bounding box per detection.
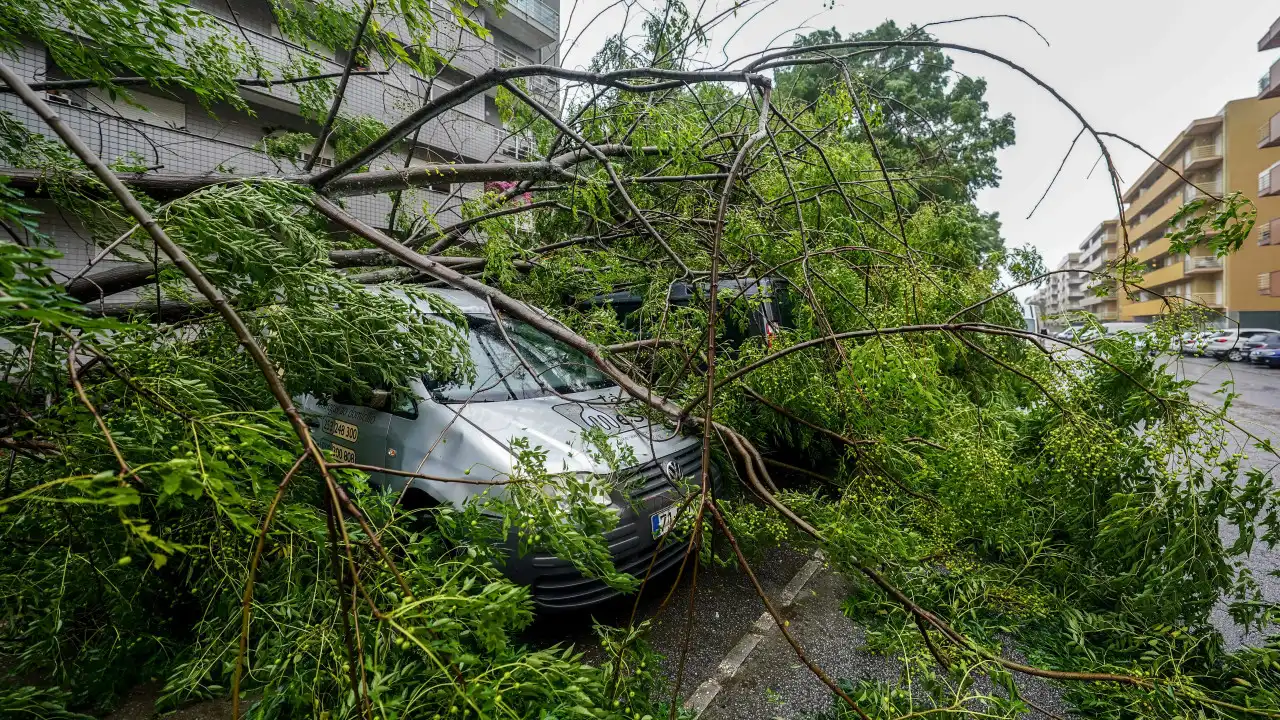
[368,389,392,410]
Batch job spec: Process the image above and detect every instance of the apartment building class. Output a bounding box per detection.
[1030,222,1121,327]
[1254,13,1280,314]
[1030,252,1085,326]
[1074,220,1120,321]
[1108,15,1280,326]
[0,0,560,279]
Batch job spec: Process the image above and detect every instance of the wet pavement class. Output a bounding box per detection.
[1169,355,1280,648]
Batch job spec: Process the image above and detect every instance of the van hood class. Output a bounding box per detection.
[449,387,693,475]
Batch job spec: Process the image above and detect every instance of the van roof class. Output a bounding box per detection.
[419,287,491,314]
[375,286,492,315]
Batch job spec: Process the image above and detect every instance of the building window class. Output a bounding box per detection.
[50,87,187,131]
[1262,223,1273,246]
[1260,272,1273,296]
[264,128,333,168]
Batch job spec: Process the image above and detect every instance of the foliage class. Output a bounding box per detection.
[331,115,391,167]
[1168,191,1257,257]
[2,3,1280,719]
[775,21,1017,253]
[0,0,260,111]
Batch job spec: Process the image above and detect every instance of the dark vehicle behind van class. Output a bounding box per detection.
[583,277,792,346]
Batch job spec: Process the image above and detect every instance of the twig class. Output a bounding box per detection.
[304,0,377,172]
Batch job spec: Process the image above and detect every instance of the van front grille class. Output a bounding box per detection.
[525,443,709,610]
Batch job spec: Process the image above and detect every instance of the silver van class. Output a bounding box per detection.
[299,289,709,610]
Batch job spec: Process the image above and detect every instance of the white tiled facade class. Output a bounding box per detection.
[0,0,560,284]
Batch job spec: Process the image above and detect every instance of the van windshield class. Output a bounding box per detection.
[427,315,615,403]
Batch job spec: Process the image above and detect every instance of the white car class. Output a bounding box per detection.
[1181,331,1221,356]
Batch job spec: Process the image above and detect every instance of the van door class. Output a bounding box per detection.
[305,398,391,474]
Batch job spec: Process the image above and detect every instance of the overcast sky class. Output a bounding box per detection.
[559,0,1280,301]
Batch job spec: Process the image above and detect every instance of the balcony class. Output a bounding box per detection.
[1183,179,1223,202]
[1261,14,1280,51]
[490,0,558,44]
[1123,297,1172,318]
[1082,251,1116,271]
[1095,309,1119,321]
[1261,161,1280,197]
[1134,236,1171,263]
[1184,255,1224,274]
[1124,292,1221,318]
[1129,194,1184,242]
[1261,113,1280,149]
[496,47,559,105]
[1080,286,1118,307]
[1261,57,1280,99]
[1142,262,1185,289]
[1126,160,1185,216]
[1183,143,1222,173]
[1191,291,1224,307]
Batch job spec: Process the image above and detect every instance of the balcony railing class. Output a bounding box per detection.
[1183,143,1221,169]
[1184,255,1223,273]
[1183,180,1222,202]
[1191,291,1224,307]
[504,0,558,37]
[1262,112,1280,149]
[496,47,559,102]
[1262,161,1280,197]
[1262,57,1280,99]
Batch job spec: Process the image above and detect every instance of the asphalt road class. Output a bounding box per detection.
[1168,354,1280,648]
[525,353,1280,717]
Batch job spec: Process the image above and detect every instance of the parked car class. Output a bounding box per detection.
[1248,333,1280,368]
[1172,331,1199,352]
[299,288,714,610]
[1202,328,1280,362]
[1182,331,1222,356]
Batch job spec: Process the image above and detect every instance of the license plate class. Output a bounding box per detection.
[328,442,357,463]
[321,418,359,443]
[650,505,679,539]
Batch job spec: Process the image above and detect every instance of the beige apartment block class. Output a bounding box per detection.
[1113,16,1280,326]
[1030,252,1085,327]
[1075,220,1120,321]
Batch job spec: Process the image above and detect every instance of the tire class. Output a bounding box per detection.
[1227,348,1244,362]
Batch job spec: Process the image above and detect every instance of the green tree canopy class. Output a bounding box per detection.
[775,22,1016,254]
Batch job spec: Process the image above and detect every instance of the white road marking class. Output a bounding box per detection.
[682,551,825,717]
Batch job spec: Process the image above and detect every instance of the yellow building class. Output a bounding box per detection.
[1116,17,1280,326]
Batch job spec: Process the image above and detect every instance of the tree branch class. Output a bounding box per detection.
[0,70,390,94]
[309,65,768,189]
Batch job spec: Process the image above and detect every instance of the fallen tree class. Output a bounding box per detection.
[1,2,1277,719]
